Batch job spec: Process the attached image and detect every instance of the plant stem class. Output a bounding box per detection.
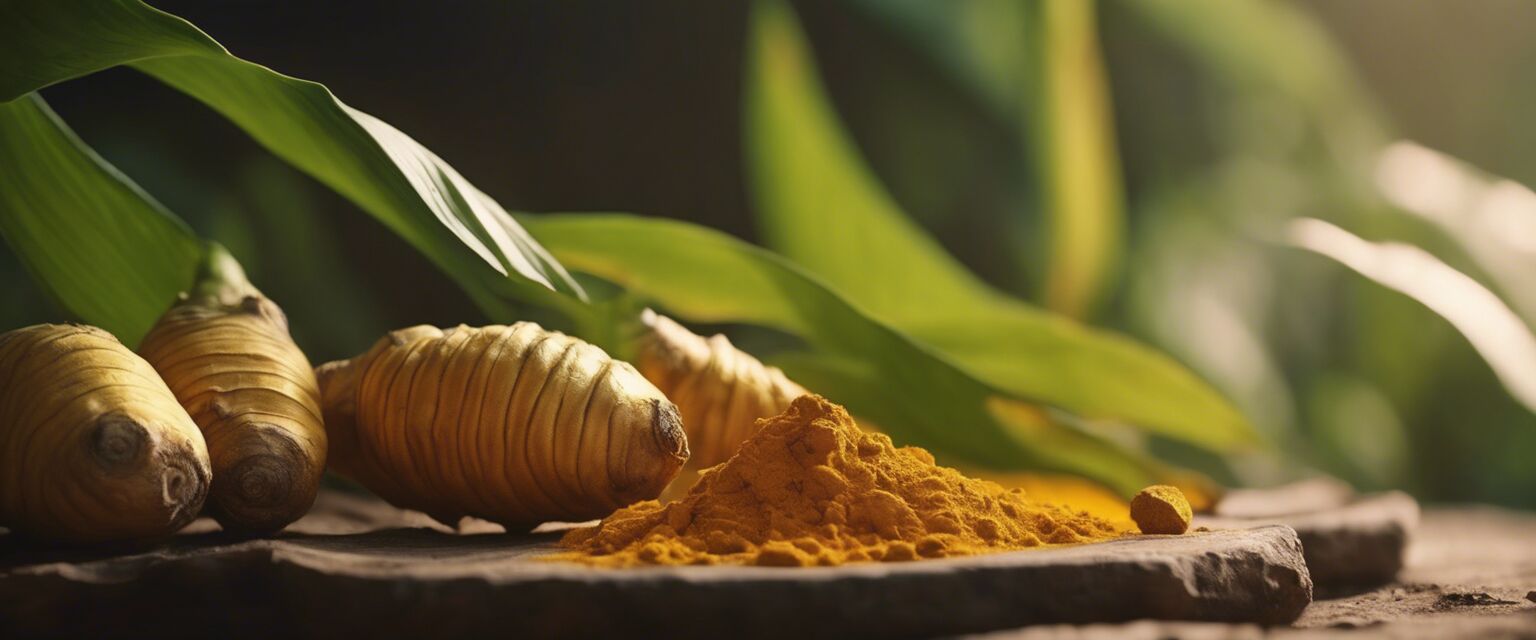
[187,241,261,309]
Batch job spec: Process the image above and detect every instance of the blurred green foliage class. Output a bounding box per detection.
[2,0,1535,506]
[745,0,1251,451]
[844,0,1126,318]
[0,0,1247,496]
[532,213,1171,492]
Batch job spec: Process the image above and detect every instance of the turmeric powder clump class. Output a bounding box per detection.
[1130,484,1192,535]
[558,395,1121,567]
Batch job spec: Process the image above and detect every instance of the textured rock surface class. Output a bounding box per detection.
[0,491,1312,639]
[1201,490,1419,589]
[973,506,1536,639]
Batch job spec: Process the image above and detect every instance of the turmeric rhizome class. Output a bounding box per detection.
[0,324,211,543]
[316,323,689,529]
[139,246,326,534]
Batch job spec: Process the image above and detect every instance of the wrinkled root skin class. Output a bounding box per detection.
[0,324,211,544]
[317,323,688,529]
[636,311,805,469]
[138,247,326,535]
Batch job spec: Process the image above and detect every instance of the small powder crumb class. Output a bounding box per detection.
[555,395,1123,567]
[1131,485,1192,535]
[1526,591,1535,604]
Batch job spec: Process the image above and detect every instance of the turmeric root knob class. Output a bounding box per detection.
[0,324,211,543]
[636,310,806,468]
[316,323,689,529]
[139,245,326,534]
[1131,484,1192,535]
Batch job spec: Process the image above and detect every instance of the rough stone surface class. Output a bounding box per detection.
[0,491,1312,639]
[971,612,1536,640]
[1201,491,1419,589]
[973,506,1536,639]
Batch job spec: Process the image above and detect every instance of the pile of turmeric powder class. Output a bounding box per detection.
[558,395,1122,567]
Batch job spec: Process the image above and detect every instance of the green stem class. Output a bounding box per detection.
[186,241,261,309]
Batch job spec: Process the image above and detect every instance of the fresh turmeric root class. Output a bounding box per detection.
[0,324,211,543]
[138,245,325,534]
[316,323,689,528]
[636,310,806,468]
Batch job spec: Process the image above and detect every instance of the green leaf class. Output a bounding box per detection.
[0,95,200,344]
[1027,0,1125,316]
[0,0,584,315]
[1374,141,1536,327]
[746,0,1253,450]
[1288,217,1536,414]
[529,213,1158,493]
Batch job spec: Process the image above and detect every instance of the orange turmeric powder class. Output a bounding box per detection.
[558,395,1123,567]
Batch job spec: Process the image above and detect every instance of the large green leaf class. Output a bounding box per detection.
[746,0,1253,451]
[0,95,200,343]
[530,213,1158,493]
[0,0,584,316]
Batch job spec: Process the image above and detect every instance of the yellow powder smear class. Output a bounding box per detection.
[556,395,1123,567]
[971,470,1137,531]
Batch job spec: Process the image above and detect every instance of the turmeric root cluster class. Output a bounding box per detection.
[0,324,211,543]
[559,395,1122,567]
[1,279,1187,556]
[316,323,689,528]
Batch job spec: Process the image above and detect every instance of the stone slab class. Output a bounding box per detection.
[1201,491,1419,589]
[0,502,1312,639]
[973,506,1536,639]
